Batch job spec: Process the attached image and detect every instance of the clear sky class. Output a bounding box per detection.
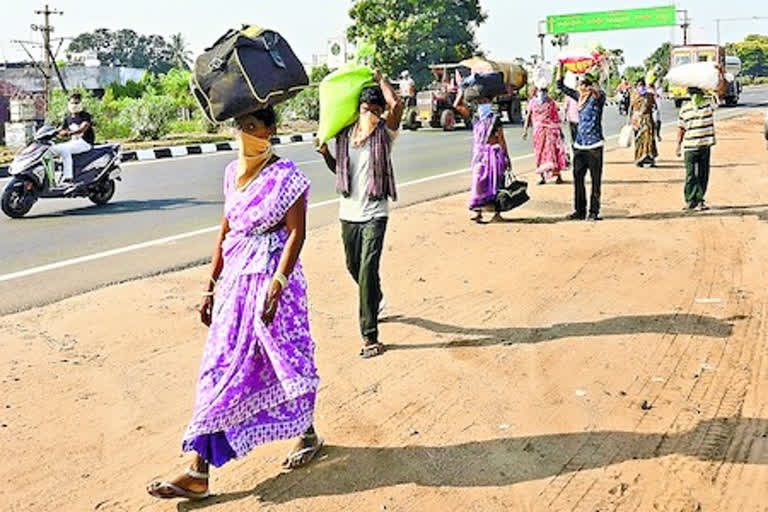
[2,1,766,69]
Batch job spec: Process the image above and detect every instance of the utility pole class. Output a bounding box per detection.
[537,20,547,61]
[677,10,690,45]
[32,4,63,105]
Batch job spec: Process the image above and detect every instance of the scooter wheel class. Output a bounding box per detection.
[1,178,38,218]
[88,179,116,206]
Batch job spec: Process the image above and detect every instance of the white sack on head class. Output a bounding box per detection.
[532,63,553,90]
[666,62,720,91]
[564,71,579,90]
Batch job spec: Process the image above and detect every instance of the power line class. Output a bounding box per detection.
[14,4,65,106]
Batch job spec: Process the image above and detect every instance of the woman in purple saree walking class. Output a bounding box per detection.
[455,94,511,223]
[147,107,322,501]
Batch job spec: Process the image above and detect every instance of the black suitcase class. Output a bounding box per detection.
[191,26,309,123]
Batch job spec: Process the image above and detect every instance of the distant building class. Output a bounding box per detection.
[0,63,146,99]
[312,33,357,71]
[0,63,146,135]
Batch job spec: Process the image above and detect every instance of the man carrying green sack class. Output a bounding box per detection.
[677,87,716,211]
[316,70,403,359]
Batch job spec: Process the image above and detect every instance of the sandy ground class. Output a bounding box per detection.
[1,112,767,512]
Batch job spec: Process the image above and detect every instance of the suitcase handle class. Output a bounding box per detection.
[205,28,238,52]
[207,29,240,73]
[261,32,286,69]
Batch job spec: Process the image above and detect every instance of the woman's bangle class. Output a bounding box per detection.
[202,291,215,297]
[273,273,288,289]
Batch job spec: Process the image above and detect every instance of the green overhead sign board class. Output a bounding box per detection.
[547,6,677,34]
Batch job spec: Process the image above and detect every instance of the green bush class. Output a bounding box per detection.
[168,119,206,134]
[118,94,177,140]
[278,87,320,122]
[273,66,332,125]
[46,88,131,140]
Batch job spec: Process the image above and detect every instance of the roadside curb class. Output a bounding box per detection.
[0,131,317,178]
[118,131,317,163]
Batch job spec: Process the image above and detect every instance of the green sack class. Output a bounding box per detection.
[317,65,375,144]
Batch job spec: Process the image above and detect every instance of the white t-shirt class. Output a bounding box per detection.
[399,78,415,97]
[338,128,398,222]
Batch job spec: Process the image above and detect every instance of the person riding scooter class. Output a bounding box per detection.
[618,77,631,116]
[52,92,95,184]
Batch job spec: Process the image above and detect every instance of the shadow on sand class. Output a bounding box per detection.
[178,416,767,509]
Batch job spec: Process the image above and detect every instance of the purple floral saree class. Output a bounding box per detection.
[181,159,319,467]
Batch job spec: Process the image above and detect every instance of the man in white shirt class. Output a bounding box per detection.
[398,70,416,106]
[317,70,403,358]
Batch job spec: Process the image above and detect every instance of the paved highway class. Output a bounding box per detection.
[1,87,766,314]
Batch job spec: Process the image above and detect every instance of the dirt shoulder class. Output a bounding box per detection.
[1,112,767,511]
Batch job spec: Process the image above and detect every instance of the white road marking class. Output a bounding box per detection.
[0,161,491,283]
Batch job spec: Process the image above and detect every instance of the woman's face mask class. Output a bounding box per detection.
[477,103,493,117]
[68,101,83,114]
[636,85,647,95]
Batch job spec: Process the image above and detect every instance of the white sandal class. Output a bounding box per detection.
[147,468,210,501]
[281,437,325,471]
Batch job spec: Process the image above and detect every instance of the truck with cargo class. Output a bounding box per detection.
[408,60,526,131]
[668,44,741,107]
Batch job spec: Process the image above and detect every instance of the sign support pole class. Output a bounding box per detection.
[677,10,690,45]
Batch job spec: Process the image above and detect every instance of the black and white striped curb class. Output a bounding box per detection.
[0,132,317,177]
[118,131,317,163]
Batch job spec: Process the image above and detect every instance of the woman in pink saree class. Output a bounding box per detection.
[147,107,322,501]
[523,88,568,184]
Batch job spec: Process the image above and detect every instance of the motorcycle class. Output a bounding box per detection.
[617,90,630,116]
[1,125,122,218]
[618,90,630,116]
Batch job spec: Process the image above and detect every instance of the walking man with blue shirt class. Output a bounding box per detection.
[557,64,606,221]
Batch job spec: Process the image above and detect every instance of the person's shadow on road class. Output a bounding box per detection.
[493,203,768,225]
[19,197,219,218]
[378,312,739,351]
[177,416,768,509]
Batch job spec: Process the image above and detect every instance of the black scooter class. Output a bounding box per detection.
[618,90,630,116]
[1,125,122,218]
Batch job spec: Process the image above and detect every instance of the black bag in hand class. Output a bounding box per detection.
[191,26,309,123]
[496,171,529,212]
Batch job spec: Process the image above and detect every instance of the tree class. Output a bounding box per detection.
[310,63,332,83]
[169,33,193,70]
[68,29,175,74]
[623,65,646,85]
[347,0,487,88]
[644,42,672,78]
[276,65,334,123]
[606,48,625,77]
[726,35,768,77]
